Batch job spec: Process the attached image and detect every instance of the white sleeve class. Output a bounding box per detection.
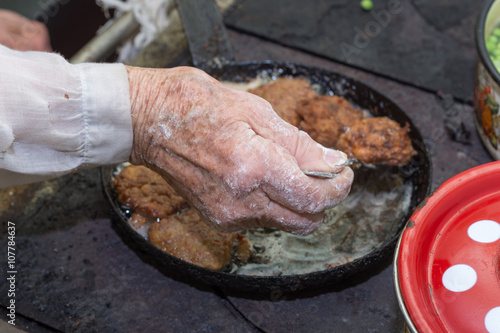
[0,44,133,188]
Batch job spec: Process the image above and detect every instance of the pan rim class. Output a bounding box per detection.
[102,61,432,293]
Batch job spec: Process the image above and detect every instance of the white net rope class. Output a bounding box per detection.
[96,0,173,63]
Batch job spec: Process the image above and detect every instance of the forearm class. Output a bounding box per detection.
[0,45,132,188]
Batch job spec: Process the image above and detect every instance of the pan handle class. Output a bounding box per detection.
[175,0,235,70]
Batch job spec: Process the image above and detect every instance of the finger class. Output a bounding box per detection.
[245,131,352,212]
[262,159,354,215]
[0,11,51,52]
[255,198,325,235]
[21,21,52,51]
[292,130,348,174]
[0,32,17,50]
[216,201,325,236]
[235,114,354,214]
[0,10,30,35]
[239,92,348,175]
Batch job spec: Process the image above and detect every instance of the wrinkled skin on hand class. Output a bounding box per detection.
[0,10,51,52]
[126,66,354,235]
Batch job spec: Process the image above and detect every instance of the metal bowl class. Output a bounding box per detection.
[394,161,500,332]
[475,0,500,160]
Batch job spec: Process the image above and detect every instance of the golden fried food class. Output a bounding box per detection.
[234,233,253,262]
[251,78,415,166]
[249,77,317,126]
[129,212,149,230]
[113,165,186,218]
[336,117,416,165]
[148,208,242,270]
[297,95,364,147]
[114,165,253,270]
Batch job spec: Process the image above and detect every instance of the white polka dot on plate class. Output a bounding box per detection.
[442,264,477,292]
[467,220,500,243]
[485,307,500,333]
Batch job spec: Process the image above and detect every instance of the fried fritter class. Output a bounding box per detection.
[114,165,253,270]
[129,212,149,230]
[234,233,253,262]
[336,117,416,166]
[148,208,242,270]
[251,78,415,165]
[113,165,186,218]
[249,77,317,126]
[297,95,364,147]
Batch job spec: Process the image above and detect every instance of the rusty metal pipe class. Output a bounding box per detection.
[69,11,139,64]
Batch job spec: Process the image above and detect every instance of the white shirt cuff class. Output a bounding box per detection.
[76,62,133,168]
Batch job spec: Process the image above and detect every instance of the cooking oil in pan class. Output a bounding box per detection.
[113,72,416,276]
[228,166,412,276]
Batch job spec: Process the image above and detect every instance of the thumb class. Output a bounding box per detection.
[288,130,348,174]
[245,94,348,175]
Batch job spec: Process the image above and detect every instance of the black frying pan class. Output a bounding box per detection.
[101,0,431,294]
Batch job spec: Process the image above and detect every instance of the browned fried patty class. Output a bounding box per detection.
[297,95,364,147]
[249,77,317,126]
[248,78,415,166]
[336,117,416,166]
[115,165,253,270]
[148,208,236,270]
[129,212,149,230]
[113,165,186,218]
[234,233,253,262]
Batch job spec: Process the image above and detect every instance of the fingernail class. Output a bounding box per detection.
[324,148,347,168]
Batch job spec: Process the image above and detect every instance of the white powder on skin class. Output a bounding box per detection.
[131,67,353,235]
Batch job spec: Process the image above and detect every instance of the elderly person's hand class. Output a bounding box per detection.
[0,10,51,51]
[125,66,354,235]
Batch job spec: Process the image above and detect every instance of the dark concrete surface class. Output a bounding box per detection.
[225,0,486,101]
[0,0,496,332]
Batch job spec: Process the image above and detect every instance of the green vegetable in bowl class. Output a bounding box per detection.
[487,40,496,53]
[486,26,500,73]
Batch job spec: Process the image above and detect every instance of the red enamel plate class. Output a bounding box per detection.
[395,161,500,333]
